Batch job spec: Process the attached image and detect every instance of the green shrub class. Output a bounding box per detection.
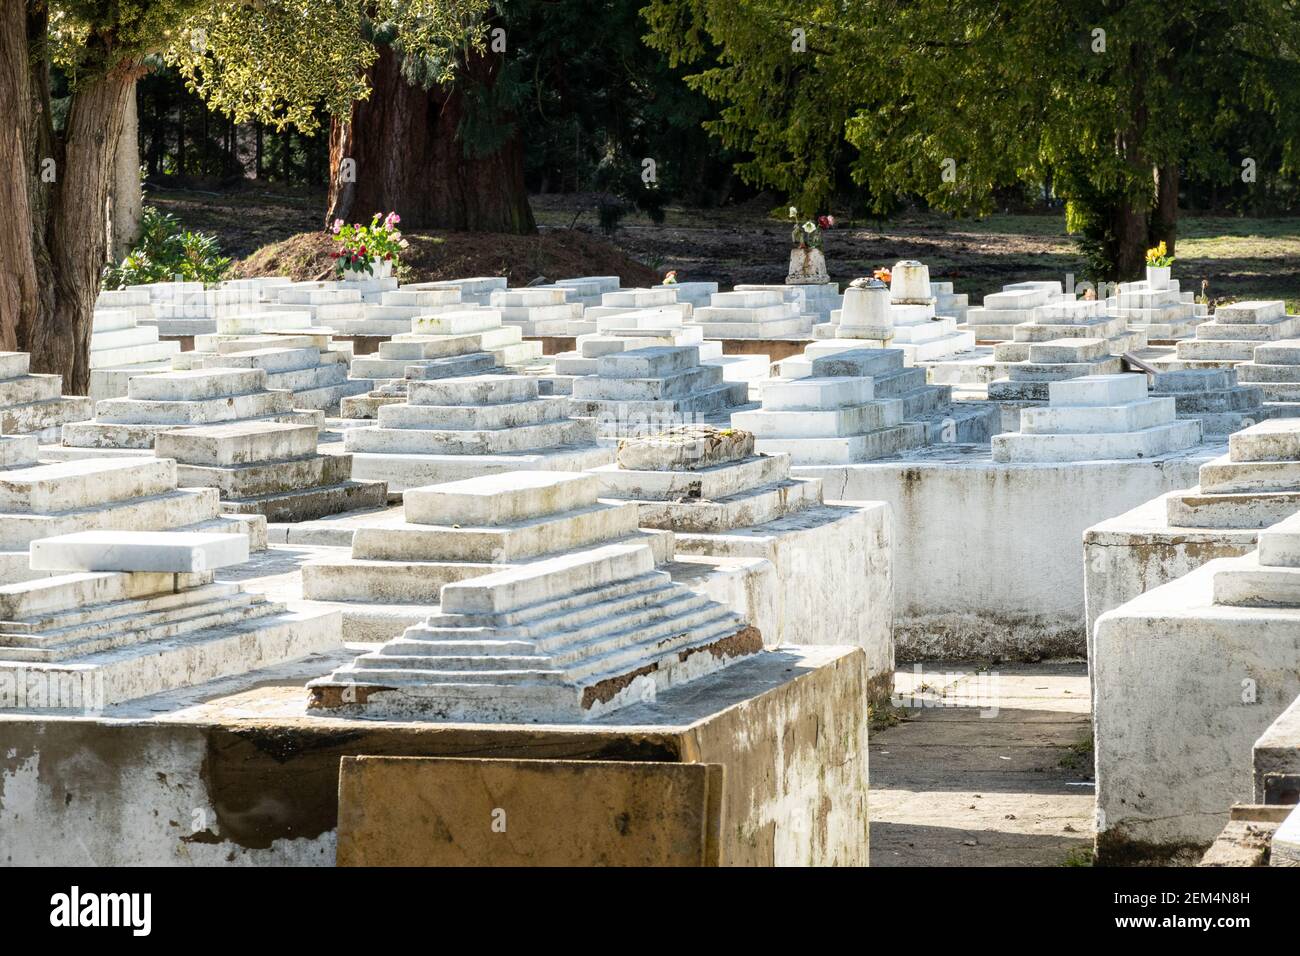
[102,206,231,289]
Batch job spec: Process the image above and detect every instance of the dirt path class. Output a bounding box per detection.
[870,661,1095,866]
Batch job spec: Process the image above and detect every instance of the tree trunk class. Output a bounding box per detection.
[1151,163,1179,256]
[327,44,535,233]
[1111,196,1150,282]
[0,0,40,352]
[108,82,142,264]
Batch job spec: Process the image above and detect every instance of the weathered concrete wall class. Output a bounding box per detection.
[798,444,1219,660]
[1083,493,1257,661]
[675,502,894,706]
[1093,563,1300,862]
[0,646,868,866]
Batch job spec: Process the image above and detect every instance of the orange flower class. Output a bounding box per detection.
[873,267,892,283]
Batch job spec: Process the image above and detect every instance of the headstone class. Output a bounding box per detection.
[992,373,1202,462]
[307,541,760,721]
[0,531,340,708]
[344,374,612,491]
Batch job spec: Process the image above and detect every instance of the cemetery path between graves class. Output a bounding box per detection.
[871,662,1095,866]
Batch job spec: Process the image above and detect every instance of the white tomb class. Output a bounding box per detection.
[1107,265,1206,340]
[300,469,666,642]
[1233,339,1300,417]
[156,421,389,522]
[992,374,1201,463]
[89,293,181,401]
[0,352,93,442]
[344,373,612,491]
[0,530,339,709]
[1147,368,1267,438]
[1169,300,1300,368]
[306,540,760,721]
[1094,512,1300,857]
[51,367,320,460]
[0,455,264,583]
[488,287,581,336]
[690,289,807,339]
[401,276,507,307]
[568,346,750,438]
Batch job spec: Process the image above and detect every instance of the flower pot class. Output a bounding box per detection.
[1146,265,1171,290]
[341,257,393,282]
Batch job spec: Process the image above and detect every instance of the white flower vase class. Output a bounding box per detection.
[1146,265,1171,290]
[342,257,392,282]
[787,246,828,285]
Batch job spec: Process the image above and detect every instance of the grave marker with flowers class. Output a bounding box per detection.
[330,212,410,281]
[786,207,833,285]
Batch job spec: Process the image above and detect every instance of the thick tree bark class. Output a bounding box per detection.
[327,45,535,233]
[108,83,142,264]
[0,0,39,353]
[1151,162,1179,256]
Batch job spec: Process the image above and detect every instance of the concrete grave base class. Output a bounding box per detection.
[1093,560,1300,862]
[795,442,1220,660]
[0,644,868,866]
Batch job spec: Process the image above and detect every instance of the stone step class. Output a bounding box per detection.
[1,395,93,440]
[350,352,492,380]
[403,471,598,526]
[1163,387,1262,414]
[1239,363,1300,384]
[0,372,64,405]
[344,419,585,456]
[407,375,537,407]
[176,453,352,498]
[0,589,273,662]
[1228,419,1300,462]
[1259,513,1300,566]
[88,388,294,426]
[0,457,176,513]
[90,326,162,352]
[759,376,875,410]
[29,530,248,573]
[752,422,927,464]
[1212,555,1300,606]
[381,289,461,308]
[1019,397,1175,435]
[991,420,1202,462]
[195,346,320,374]
[0,569,199,621]
[301,556,493,602]
[352,502,640,564]
[380,334,489,361]
[126,367,268,401]
[1199,455,1300,493]
[0,487,222,551]
[1250,341,1300,365]
[0,352,32,380]
[595,346,703,380]
[1006,357,1121,382]
[2,580,239,636]
[1194,319,1297,341]
[572,365,723,401]
[219,477,388,523]
[0,435,38,469]
[87,341,179,370]
[592,453,790,503]
[1166,487,1300,529]
[733,399,903,439]
[1047,374,1147,406]
[1214,301,1287,324]
[490,289,567,307]
[376,396,568,431]
[628,477,821,532]
[156,421,319,466]
[1027,338,1109,363]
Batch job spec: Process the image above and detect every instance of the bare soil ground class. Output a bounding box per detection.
[152,186,1300,307]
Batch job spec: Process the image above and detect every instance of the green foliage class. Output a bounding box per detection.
[102,205,231,288]
[644,0,1300,275]
[329,212,410,276]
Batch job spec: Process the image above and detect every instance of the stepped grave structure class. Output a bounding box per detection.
[344,374,611,491]
[1167,300,1300,368]
[568,346,750,438]
[318,286,470,337]
[1147,368,1267,438]
[690,288,807,339]
[301,469,667,642]
[0,530,339,710]
[992,373,1201,463]
[90,291,181,401]
[985,339,1123,431]
[50,367,321,461]
[589,425,894,702]
[155,421,388,523]
[488,288,581,336]
[1107,266,1206,340]
[964,284,1059,342]
[1084,417,1300,641]
[400,276,506,307]
[993,297,1146,365]
[733,348,987,464]
[0,455,265,584]
[144,285,267,337]
[1093,512,1300,860]
[735,283,841,326]
[0,352,93,442]
[0,435,38,471]
[578,287,690,337]
[1232,339,1300,418]
[307,539,760,721]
